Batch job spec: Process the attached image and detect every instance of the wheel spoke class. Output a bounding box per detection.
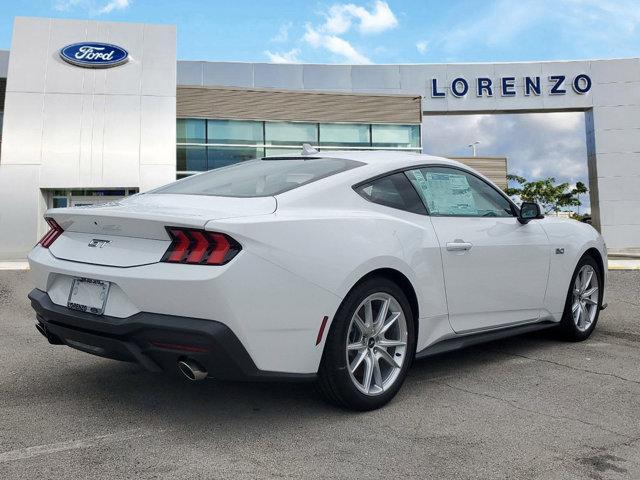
[377,347,400,369]
[581,269,593,291]
[584,297,598,306]
[572,301,580,323]
[374,298,390,333]
[578,304,587,328]
[347,341,365,351]
[377,312,399,336]
[364,301,374,331]
[353,314,367,335]
[583,286,598,298]
[350,349,367,373]
[372,354,383,389]
[362,355,374,392]
[377,338,406,348]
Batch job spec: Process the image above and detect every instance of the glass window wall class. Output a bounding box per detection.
[265,122,317,146]
[208,120,263,145]
[176,118,421,178]
[371,124,420,148]
[176,119,206,143]
[319,123,370,147]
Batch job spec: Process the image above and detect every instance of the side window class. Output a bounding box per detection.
[355,172,427,215]
[406,166,515,217]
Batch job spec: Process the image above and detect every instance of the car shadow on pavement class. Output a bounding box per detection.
[17,330,563,426]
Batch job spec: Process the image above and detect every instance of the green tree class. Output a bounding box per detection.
[505,174,588,214]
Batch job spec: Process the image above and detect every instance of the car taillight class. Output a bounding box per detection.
[39,218,64,248]
[161,228,241,265]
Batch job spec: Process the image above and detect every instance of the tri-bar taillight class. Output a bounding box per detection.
[161,227,241,265]
[39,218,64,248]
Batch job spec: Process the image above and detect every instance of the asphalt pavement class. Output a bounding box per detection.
[1,269,639,479]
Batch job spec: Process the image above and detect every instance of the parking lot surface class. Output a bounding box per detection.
[1,270,639,479]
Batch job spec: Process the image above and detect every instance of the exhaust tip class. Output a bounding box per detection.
[35,322,63,345]
[35,322,47,338]
[178,359,208,381]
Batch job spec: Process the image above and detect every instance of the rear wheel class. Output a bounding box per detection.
[317,277,416,411]
[558,255,603,341]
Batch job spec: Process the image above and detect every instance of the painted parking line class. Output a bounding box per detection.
[608,260,640,270]
[0,262,29,271]
[0,429,156,463]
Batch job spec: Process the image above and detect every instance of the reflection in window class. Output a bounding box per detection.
[207,120,263,145]
[52,197,68,208]
[372,124,420,148]
[176,119,206,143]
[207,147,263,169]
[265,122,317,146]
[177,146,207,172]
[264,148,296,157]
[319,123,370,146]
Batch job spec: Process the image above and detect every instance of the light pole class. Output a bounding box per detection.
[468,141,480,157]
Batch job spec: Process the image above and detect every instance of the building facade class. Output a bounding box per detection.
[0,16,638,259]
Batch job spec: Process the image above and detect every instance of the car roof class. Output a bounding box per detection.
[264,150,469,172]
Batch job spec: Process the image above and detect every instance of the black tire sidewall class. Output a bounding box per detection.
[319,277,416,410]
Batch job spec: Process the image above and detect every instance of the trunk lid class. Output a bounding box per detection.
[46,194,276,267]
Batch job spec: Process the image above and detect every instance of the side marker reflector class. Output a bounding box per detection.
[315,316,329,346]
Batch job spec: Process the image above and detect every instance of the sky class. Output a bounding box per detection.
[1,0,639,212]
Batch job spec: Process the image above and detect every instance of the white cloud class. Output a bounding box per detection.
[54,0,130,15]
[323,1,398,35]
[416,40,428,54]
[296,1,396,64]
[428,0,640,59]
[271,22,292,43]
[99,0,129,14]
[303,25,372,64]
[264,48,301,64]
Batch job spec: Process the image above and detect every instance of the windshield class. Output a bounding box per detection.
[153,158,363,198]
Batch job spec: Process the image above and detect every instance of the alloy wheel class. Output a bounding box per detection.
[345,293,408,396]
[572,264,599,332]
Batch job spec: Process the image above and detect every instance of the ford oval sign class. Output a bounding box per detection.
[60,42,129,68]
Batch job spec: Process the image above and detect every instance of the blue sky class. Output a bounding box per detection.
[0,0,638,63]
[1,1,638,213]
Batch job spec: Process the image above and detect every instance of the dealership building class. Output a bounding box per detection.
[0,16,639,259]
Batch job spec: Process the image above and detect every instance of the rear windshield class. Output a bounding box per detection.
[153,158,363,197]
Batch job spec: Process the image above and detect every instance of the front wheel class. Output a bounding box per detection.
[558,255,603,341]
[317,277,416,411]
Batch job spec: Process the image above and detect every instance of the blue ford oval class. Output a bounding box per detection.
[60,42,129,68]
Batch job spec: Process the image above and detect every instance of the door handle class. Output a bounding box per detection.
[446,241,473,252]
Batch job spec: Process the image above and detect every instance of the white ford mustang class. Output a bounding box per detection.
[28,149,607,410]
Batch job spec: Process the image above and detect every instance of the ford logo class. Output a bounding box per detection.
[59,42,129,68]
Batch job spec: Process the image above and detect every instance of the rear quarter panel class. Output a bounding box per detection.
[208,181,450,352]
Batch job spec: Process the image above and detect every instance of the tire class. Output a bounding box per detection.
[317,277,416,411]
[557,255,603,341]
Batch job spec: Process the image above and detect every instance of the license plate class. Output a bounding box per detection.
[67,278,110,315]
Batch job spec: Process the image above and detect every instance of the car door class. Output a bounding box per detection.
[406,166,550,333]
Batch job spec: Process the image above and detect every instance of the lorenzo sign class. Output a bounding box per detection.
[430,74,592,98]
[60,42,129,68]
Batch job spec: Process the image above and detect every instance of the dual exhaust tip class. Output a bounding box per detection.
[177,358,208,381]
[37,322,208,382]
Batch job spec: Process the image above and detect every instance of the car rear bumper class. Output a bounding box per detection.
[28,288,315,382]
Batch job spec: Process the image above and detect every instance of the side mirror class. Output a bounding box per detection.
[518,202,543,224]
